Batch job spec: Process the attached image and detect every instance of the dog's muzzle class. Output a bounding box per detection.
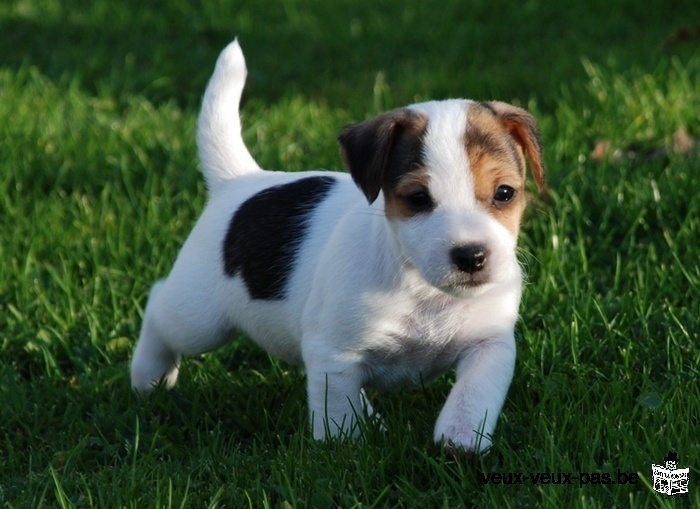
[445,244,492,295]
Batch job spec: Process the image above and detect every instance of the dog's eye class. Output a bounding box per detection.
[403,190,434,212]
[493,185,516,204]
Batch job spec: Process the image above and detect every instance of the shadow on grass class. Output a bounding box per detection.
[2,0,696,111]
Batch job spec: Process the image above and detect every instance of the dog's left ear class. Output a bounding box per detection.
[338,109,424,204]
[484,101,546,193]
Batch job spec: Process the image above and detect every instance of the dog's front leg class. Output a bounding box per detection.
[433,336,515,453]
[303,343,365,440]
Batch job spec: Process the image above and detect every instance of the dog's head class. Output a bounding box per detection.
[338,100,545,298]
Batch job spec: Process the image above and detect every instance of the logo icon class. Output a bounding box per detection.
[652,451,689,496]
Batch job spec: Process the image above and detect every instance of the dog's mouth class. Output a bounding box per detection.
[440,275,493,298]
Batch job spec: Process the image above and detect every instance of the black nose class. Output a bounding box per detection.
[450,245,487,274]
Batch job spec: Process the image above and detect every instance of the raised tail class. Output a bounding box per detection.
[197,39,261,192]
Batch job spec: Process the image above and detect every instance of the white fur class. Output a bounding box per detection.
[196,40,261,190]
[130,39,527,452]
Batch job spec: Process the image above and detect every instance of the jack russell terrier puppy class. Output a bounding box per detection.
[131,39,545,452]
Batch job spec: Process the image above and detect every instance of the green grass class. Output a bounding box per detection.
[1,0,699,506]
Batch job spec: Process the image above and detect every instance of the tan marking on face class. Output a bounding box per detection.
[384,169,432,220]
[485,101,546,193]
[466,104,528,237]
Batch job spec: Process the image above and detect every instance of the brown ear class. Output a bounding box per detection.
[483,101,546,193]
[338,109,422,204]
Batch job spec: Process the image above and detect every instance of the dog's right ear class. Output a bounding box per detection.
[338,109,422,204]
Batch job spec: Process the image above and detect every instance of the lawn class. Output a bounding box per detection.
[1,0,699,507]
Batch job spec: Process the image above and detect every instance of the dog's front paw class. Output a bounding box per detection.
[433,414,493,453]
[432,338,514,454]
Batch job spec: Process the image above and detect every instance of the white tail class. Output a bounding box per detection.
[197,39,261,192]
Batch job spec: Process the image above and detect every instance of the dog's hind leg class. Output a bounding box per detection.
[130,281,182,393]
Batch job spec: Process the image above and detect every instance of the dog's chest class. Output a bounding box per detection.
[361,300,469,390]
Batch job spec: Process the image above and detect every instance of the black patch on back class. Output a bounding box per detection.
[222,176,336,300]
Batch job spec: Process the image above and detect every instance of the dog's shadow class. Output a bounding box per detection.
[132,337,460,451]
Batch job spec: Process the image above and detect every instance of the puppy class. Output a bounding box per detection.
[130,39,545,452]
